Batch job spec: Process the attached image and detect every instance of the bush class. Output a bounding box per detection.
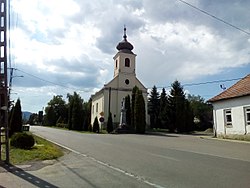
[10,132,35,149]
[93,117,100,133]
[107,113,113,133]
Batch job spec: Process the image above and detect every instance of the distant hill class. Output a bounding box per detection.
[22,111,32,121]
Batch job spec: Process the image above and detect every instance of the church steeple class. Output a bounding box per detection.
[113,26,136,78]
[116,26,134,54]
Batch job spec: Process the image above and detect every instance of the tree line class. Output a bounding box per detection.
[27,86,147,133]
[41,92,92,131]
[148,80,212,133]
[10,80,212,135]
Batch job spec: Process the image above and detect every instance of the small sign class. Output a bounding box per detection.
[99,111,104,116]
[99,116,105,123]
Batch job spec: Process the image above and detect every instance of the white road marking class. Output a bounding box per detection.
[34,133,166,188]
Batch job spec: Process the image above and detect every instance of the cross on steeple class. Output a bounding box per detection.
[123,25,127,41]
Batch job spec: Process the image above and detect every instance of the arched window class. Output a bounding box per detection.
[125,58,130,67]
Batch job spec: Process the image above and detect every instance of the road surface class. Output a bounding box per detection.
[30,126,250,188]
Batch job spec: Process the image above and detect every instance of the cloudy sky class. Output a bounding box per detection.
[9,0,250,113]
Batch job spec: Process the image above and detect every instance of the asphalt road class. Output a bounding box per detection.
[30,126,250,188]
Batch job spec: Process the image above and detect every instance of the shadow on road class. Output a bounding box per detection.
[0,162,58,188]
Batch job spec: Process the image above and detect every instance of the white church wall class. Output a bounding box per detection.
[91,92,104,125]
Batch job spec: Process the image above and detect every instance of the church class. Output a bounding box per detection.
[91,27,148,127]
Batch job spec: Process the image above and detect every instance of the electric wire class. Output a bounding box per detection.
[151,77,242,89]
[177,0,250,36]
[14,68,91,93]
[14,68,243,92]
[182,77,242,87]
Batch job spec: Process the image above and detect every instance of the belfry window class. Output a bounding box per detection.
[125,58,130,67]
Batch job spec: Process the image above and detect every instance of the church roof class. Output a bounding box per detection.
[116,27,134,54]
[208,74,250,102]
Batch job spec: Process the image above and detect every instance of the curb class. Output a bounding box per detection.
[200,136,250,144]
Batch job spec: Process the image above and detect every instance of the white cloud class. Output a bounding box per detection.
[9,0,250,112]
[134,21,250,84]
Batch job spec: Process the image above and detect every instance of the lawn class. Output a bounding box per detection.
[2,134,63,164]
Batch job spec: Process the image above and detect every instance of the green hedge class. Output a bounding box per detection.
[10,132,35,149]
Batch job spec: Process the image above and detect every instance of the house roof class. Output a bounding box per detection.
[208,74,250,102]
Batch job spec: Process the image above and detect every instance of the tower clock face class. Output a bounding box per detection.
[125,79,130,85]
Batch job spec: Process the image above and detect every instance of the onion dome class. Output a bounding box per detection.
[116,27,134,54]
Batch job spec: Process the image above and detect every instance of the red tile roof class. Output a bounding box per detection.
[208,74,250,102]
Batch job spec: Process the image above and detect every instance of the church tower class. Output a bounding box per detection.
[91,27,148,127]
[113,27,136,78]
[113,27,138,90]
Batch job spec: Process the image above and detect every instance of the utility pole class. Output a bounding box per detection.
[0,0,9,163]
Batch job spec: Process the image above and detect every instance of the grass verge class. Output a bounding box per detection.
[2,134,64,164]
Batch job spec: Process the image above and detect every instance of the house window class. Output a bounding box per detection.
[115,60,118,68]
[224,109,232,127]
[125,58,130,67]
[92,105,94,114]
[244,107,250,125]
[96,103,98,113]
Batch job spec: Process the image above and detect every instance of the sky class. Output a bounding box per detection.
[8,0,250,113]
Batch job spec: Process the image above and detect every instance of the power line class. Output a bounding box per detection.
[177,0,250,36]
[154,77,242,89]
[13,68,91,93]
[182,77,242,87]
[14,68,243,92]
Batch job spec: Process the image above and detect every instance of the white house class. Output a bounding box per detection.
[91,27,148,127]
[208,74,250,136]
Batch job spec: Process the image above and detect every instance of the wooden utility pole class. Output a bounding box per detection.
[0,0,9,163]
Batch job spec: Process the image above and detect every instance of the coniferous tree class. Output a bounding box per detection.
[107,112,113,133]
[9,98,22,136]
[67,92,84,131]
[159,88,168,129]
[93,117,100,133]
[168,80,194,133]
[148,85,160,129]
[135,90,146,134]
[131,86,139,130]
[125,95,131,129]
[83,99,92,131]
[168,80,185,132]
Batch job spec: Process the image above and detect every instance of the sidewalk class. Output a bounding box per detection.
[0,151,151,188]
[0,160,58,188]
